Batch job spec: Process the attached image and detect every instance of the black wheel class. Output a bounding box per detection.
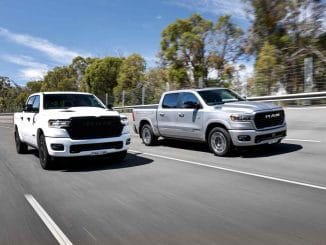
[14,127,28,154]
[38,133,54,170]
[141,124,158,146]
[208,127,233,157]
[110,150,127,162]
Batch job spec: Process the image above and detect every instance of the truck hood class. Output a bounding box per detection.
[43,107,120,120]
[215,101,282,113]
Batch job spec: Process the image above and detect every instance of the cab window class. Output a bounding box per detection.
[162,93,179,108]
[178,93,201,109]
[32,95,40,112]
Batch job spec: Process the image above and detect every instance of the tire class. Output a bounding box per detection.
[111,150,127,162]
[141,124,158,146]
[208,127,233,157]
[38,133,54,170]
[14,127,28,154]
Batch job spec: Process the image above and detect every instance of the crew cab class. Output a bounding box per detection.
[14,92,130,169]
[133,88,287,156]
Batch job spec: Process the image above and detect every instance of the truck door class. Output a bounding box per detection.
[28,95,40,147]
[175,92,203,140]
[21,95,35,142]
[157,93,180,137]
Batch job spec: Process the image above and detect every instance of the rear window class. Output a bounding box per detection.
[162,93,179,108]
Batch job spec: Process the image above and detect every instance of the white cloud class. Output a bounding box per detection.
[169,0,249,19]
[0,27,88,63]
[1,54,49,80]
[19,68,47,81]
[2,54,48,69]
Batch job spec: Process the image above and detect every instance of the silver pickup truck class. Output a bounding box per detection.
[133,88,287,156]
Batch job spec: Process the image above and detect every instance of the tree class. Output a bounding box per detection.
[0,76,23,112]
[246,0,325,94]
[113,54,146,105]
[71,56,97,89]
[41,66,78,91]
[83,57,123,101]
[144,68,170,104]
[254,42,279,95]
[207,15,246,85]
[160,14,212,88]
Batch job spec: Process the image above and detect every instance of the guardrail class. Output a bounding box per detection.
[113,91,326,111]
[1,91,325,116]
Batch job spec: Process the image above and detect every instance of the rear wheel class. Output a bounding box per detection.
[141,124,158,146]
[208,127,233,157]
[38,133,54,170]
[14,127,28,154]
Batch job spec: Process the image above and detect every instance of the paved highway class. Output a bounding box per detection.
[0,107,326,244]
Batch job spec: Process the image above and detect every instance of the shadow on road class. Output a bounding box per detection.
[151,139,302,158]
[29,150,153,172]
[238,143,303,158]
[155,139,211,153]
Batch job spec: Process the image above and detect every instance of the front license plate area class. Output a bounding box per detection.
[268,138,279,144]
[90,151,107,156]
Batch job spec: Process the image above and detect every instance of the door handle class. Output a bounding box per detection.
[178,113,184,117]
[159,113,165,117]
[27,117,30,122]
[20,117,23,121]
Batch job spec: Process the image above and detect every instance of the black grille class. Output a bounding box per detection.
[70,141,123,153]
[66,116,123,140]
[254,110,285,129]
[255,130,286,143]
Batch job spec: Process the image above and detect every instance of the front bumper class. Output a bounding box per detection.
[229,125,287,146]
[45,133,131,157]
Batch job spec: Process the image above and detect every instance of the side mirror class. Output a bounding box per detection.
[106,103,113,110]
[195,103,202,110]
[23,104,33,112]
[183,101,201,109]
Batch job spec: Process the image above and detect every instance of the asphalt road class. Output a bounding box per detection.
[0,107,326,244]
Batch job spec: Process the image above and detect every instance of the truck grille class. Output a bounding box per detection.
[254,110,285,129]
[255,130,286,143]
[70,141,123,153]
[66,116,123,140]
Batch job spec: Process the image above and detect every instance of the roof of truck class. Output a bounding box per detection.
[29,91,93,96]
[165,87,227,93]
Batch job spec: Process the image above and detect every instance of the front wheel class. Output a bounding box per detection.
[14,127,28,154]
[141,124,158,146]
[38,133,54,170]
[208,127,233,157]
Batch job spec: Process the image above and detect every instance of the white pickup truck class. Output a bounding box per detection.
[133,88,287,156]
[14,92,130,169]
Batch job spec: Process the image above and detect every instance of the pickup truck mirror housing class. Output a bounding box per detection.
[106,103,113,110]
[23,104,33,112]
[183,101,202,109]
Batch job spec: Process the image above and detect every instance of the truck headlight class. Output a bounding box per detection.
[230,114,253,122]
[120,115,129,125]
[48,119,71,128]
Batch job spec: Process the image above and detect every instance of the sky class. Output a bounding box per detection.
[0,0,252,85]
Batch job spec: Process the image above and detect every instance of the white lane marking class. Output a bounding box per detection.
[129,150,326,191]
[83,227,97,241]
[0,125,13,129]
[25,194,73,245]
[284,138,321,143]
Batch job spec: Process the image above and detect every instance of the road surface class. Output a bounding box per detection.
[0,107,326,244]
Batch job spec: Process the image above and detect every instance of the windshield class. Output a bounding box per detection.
[44,94,105,109]
[198,89,244,106]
